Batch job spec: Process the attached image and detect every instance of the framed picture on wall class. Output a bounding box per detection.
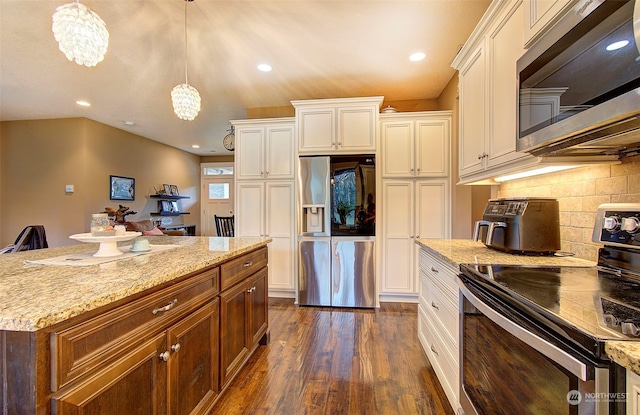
[110,175,135,201]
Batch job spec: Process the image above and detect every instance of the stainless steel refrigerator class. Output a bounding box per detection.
[297,155,376,308]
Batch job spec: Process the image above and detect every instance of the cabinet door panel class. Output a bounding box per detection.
[265,125,295,179]
[381,181,415,293]
[298,109,335,152]
[236,128,265,180]
[487,1,530,167]
[53,334,167,415]
[415,180,449,239]
[265,182,295,291]
[250,268,268,345]
[381,121,413,177]
[459,44,486,177]
[219,281,250,387]
[236,182,264,237]
[338,107,376,151]
[167,300,220,415]
[416,119,449,177]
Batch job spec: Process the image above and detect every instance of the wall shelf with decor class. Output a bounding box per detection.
[150,194,191,216]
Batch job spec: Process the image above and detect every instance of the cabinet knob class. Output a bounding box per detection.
[171,343,181,353]
[159,351,170,362]
[431,301,439,311]
[430,267,439,273]
[152,299,178,315]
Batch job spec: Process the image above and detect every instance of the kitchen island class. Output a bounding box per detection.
[0,236,271,415]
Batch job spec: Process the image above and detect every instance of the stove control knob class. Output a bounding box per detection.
[603,216,621,232]
[621,217,640,233]
[621,322,640,337]
[603,313,619,327]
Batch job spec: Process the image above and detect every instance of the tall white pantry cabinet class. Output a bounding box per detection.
[379,112,452,302]
[232,118,296,298]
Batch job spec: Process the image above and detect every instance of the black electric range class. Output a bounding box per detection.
[460,203,640,359]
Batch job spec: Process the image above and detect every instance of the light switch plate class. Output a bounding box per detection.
[65,184,74,193]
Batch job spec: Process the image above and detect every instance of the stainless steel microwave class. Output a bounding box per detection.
[516,0,640,158]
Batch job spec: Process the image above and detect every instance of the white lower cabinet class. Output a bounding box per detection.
[628,370,640,415]
[236,181,295,297]
[380,179,450,302]
[418,246,461,413]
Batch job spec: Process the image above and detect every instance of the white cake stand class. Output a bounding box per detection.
[69,232,142,257]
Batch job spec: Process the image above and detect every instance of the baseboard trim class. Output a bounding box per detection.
[379,293,419,303]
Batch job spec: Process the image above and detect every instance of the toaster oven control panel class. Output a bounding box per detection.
[484,201,528,216]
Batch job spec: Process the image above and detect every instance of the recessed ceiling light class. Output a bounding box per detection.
[257,63,272,72]
[123,121,135,126]
[192,144,200,149]
[409,52,425,62]
[76,100,91,107]
[606,40,629,51]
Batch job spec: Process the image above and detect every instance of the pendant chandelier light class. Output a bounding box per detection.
[52,1,109,67]
[171,0,201,121]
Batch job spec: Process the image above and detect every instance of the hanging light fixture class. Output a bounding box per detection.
[52,1,109,67]
[171,0,201,121]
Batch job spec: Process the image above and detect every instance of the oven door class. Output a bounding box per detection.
[458,275,610,415]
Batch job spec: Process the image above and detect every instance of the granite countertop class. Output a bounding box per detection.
[415,239,596,268]
[0,236,270,332]
[416,239,640,376]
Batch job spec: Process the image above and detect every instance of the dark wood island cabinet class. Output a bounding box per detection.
[0,237,270,415]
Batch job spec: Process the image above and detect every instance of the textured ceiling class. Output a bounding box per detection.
[0,0,490,155]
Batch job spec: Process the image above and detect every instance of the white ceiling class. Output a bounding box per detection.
[0,0,490,156]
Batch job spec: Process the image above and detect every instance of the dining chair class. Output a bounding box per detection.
[214,215,235,237]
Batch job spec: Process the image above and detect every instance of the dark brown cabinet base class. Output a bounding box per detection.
[0,246,268,415]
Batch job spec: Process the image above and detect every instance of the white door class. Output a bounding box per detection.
[201,163,235,236]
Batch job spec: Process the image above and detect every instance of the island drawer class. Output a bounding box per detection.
[51,266,219,390]
[220,247,267,291]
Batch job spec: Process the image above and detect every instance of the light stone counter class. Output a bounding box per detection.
[415,239,596,268]
[415,239,640,375]
[0,236,270,332]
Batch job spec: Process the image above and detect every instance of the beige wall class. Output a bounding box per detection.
[497,155,640,261]
[1,118,201,247]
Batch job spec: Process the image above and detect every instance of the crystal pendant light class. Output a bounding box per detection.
[171,0,201,121]
[52,1,109,67]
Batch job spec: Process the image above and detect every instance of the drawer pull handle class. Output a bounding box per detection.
[431,301,439,311]
[243,261,253,268]
[159,351,170,362]
[247,286,257,293]
[430,267,439,273]
[430,345,438,356]
[152,299,178,315]
[171,343,181,353]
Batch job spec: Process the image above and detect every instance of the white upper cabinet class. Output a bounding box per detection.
[523,0,578,47]
[453,0,535,184]
[380,112,451,179]
[292,97,383,154]
[232,118,295,181]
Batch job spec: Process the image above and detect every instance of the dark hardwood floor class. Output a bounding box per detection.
[211,298,454,415]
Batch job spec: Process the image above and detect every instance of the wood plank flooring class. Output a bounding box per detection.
[211,298,454,415]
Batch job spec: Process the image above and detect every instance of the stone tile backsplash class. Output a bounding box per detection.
[497,155,640,261]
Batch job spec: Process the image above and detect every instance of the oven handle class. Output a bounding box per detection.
[458,280,589,381]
